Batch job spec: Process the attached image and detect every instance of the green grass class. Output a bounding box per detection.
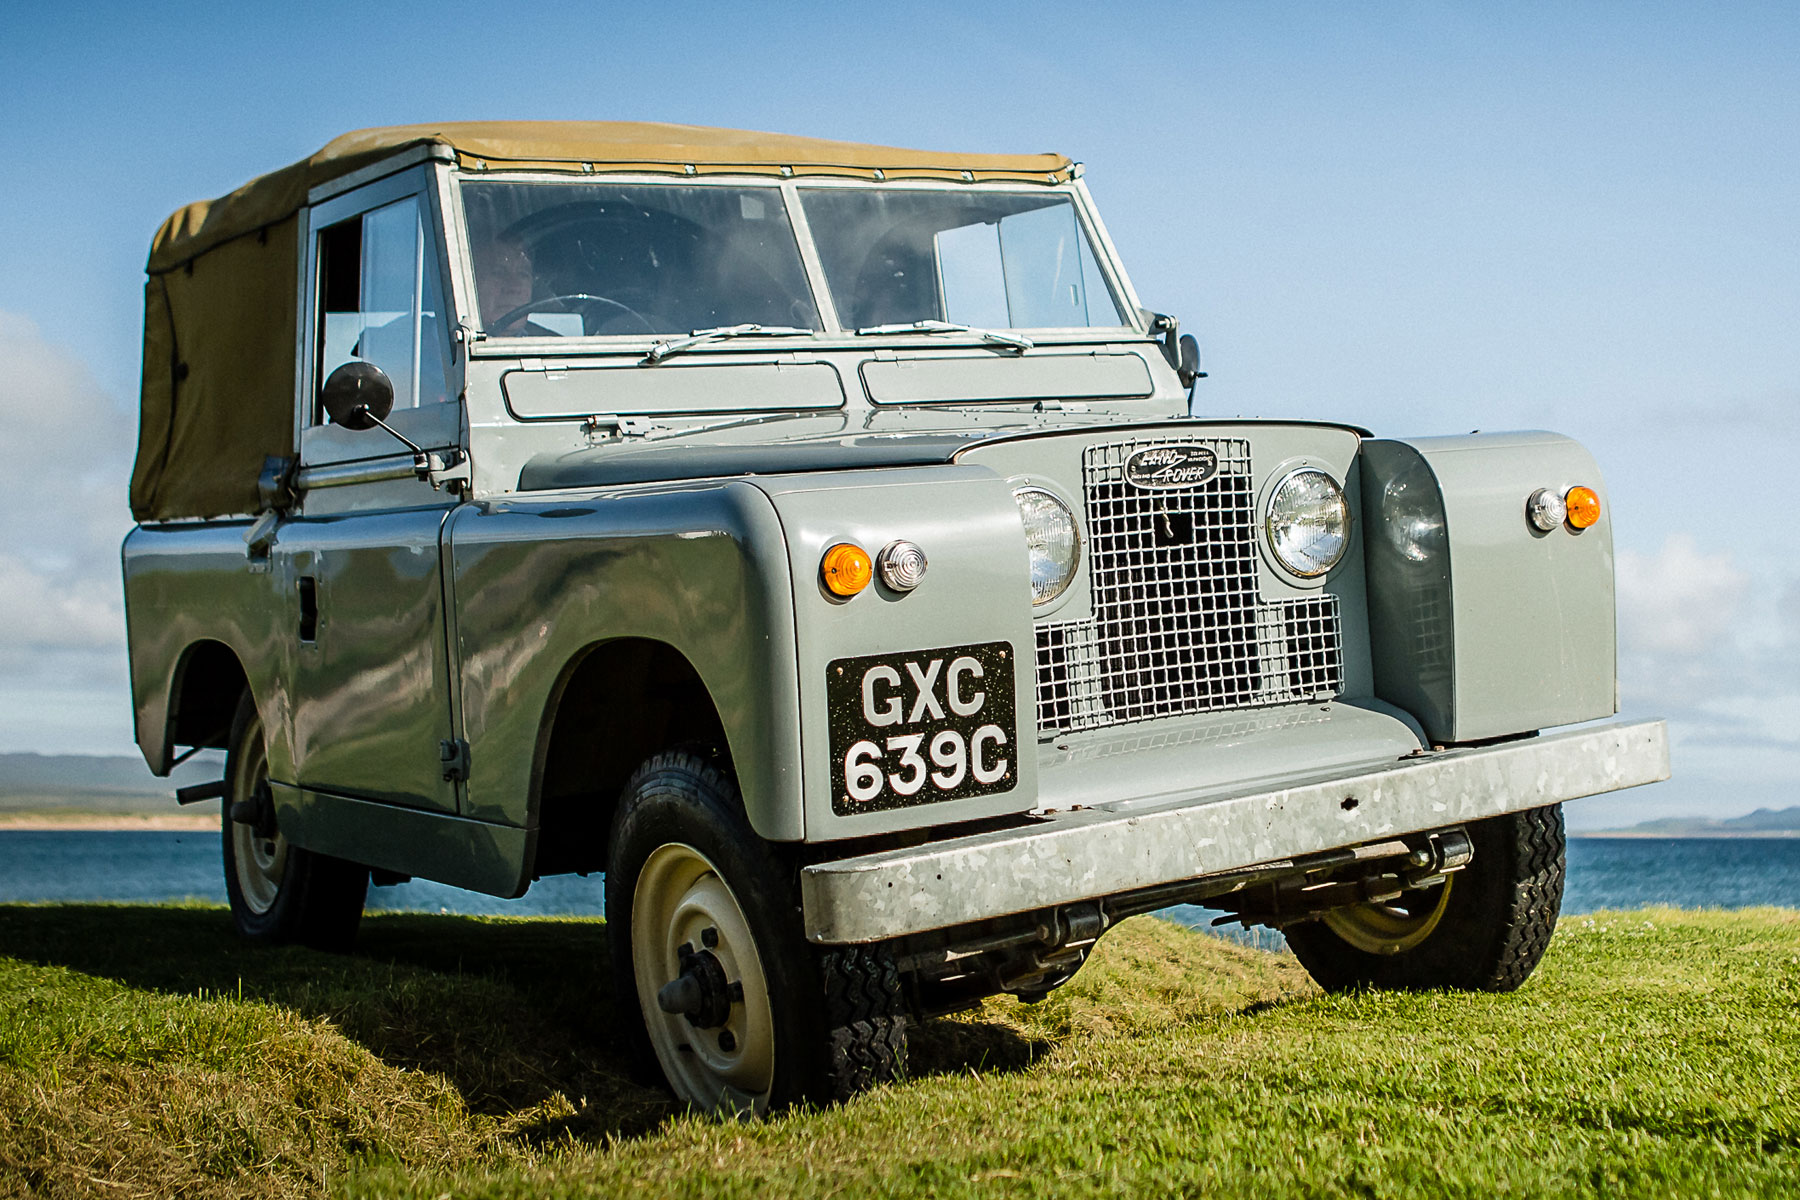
[1,905,1795,1198]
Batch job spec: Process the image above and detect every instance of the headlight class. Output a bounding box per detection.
[1265,468,1350,577]
[1014,487,1081,606]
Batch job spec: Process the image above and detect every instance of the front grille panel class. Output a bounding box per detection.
[1034,435,1344,734]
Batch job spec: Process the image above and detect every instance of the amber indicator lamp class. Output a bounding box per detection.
[1565,486,1601,529]
[821,543,874,596]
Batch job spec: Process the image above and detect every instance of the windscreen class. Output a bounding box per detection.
[462,181,821,337]
[799,188,1126,332]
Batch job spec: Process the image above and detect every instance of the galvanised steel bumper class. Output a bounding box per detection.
[800,719,1668,944]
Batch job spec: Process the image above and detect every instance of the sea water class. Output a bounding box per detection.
[3,831,1799,923]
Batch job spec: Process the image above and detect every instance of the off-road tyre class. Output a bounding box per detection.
[1287,804,1566,993]
[820,944,908,1100]
[606,751,907,1114]
[221,691,368,951]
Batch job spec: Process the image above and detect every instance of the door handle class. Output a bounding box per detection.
[298,576,318,642]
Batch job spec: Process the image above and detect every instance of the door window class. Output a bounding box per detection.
[315,195,451,421]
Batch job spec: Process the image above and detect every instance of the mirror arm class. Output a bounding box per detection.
[355,406,427,457]
[344,405,471,494]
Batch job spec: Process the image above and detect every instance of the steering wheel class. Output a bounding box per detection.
[492,293,657,335]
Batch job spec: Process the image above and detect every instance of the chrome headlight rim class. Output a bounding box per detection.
[1013,484,1083,608]
[1262,466,1351,580]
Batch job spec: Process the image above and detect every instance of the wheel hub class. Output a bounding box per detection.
[657,936,744,1029]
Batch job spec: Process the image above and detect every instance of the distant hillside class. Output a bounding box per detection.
[0,752,224,814]
[1594,805,1800,837]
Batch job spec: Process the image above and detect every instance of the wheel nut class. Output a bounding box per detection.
[701,926,719,949]
[718,1030,737,1052]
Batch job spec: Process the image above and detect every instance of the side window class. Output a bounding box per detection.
[315,194,451,421]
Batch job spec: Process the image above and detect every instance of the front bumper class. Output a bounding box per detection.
[800,719,1668,943]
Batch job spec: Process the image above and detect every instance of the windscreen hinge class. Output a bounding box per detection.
[419,449,473,493]
[583,413,659,441]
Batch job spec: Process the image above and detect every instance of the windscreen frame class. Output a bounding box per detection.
[448,171,1151,355]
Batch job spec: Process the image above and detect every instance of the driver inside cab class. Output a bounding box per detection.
[472,234,547,337]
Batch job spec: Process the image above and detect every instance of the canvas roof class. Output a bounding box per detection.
[131,122,1076,521]
[147,121,1077,274]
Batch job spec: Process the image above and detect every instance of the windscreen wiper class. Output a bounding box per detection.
[642,324,813,365]
[853,319,1033,352]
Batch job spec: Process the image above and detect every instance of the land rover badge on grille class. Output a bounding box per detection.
[1124,444,1220,489]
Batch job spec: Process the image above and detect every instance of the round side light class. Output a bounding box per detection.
[821,543,873,596]
[876,540,928,592]
[1565,486,1602,530]
[1526,487,1567,532]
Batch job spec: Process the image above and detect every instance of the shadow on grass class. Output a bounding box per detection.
[0,903,1049,1140]
[908,1016,1054,1080]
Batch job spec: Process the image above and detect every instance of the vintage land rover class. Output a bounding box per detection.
[124,122,1668,1115]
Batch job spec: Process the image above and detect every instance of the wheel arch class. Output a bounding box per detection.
[528,637,732,879]
[163,638,252,767]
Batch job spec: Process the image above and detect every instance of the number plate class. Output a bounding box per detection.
[827,641,1018,815]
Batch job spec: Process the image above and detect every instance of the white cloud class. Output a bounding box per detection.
[0,311,135,568]
[1608,531,1800,823]
[0,311,136,751]
[1781,580,1800,641]
[1615,532,1748,657]
[0,552,121,659]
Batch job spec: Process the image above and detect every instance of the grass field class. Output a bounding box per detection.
[1,904,1795,1198]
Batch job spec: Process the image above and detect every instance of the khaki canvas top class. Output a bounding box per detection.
[148,122,1077,274]
[130,122,1075,522]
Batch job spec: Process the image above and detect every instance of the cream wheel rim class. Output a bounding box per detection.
[228,717,287,915]
[1323,876,1454,955]
[631,843,775,1116]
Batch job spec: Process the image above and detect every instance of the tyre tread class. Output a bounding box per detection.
[1483,802,1565,991]
[819,944,908,1100]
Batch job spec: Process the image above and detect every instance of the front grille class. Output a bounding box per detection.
[1034,435,1344,734]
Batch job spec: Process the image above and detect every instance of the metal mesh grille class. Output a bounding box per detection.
[1034,435,1344,734]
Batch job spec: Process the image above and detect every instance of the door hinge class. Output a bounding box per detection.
[439,738,471,783]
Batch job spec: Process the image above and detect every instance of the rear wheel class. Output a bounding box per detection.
[1286,805,1566,992]
[222,692,368,951]
[606,751,906,1115]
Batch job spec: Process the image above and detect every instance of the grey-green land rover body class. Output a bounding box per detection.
[123,123,1667,1113]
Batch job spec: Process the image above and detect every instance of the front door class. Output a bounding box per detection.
[276,167,465,814]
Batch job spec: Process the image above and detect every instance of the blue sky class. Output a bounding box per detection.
[1,2,1795,828]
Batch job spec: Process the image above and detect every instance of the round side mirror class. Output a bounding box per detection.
[1177,334,1203,388]
[321,361,396,430]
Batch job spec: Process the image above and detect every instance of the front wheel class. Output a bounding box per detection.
[605,751,906,1116]
[1286,804,1566,993]
[222,692,368,951]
